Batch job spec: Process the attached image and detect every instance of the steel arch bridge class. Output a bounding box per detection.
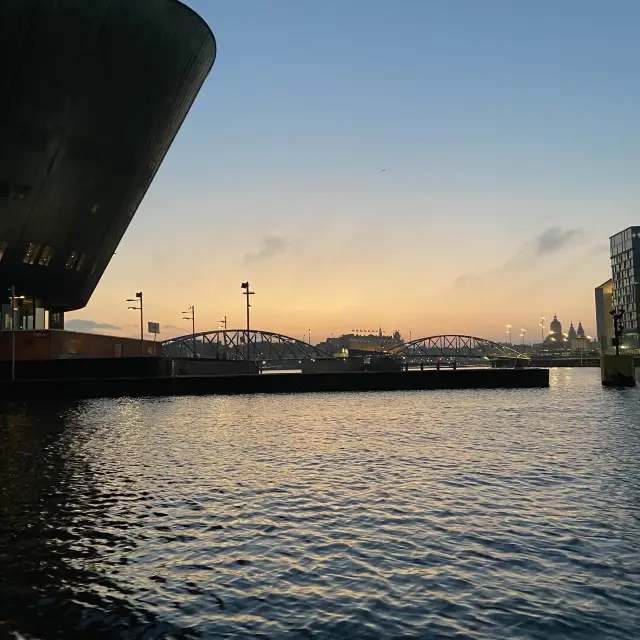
[389,335,529,361]
[162,329,333,362]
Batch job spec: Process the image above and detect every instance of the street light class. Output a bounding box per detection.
[520,328,526,346]
[126,292,144,356]
[183,305,196,358]
[241,282,255,360]
[308,329,311,345]
[506,323,512,345]
[219,316,227,331]
[8,286,24,381]
[539,316,546,348]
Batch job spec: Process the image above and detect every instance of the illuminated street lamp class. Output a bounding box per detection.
[183,305,196,358]
[539,316,546,345]
[8,286,25,381]
[241,282,255,360]
[219,316,227,331]
[126,292,144,356]
[506,323,512,345]
[520,328,527,346]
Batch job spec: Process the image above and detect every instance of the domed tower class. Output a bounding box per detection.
[544,315,563,350]
[567,322,577,341]
[549,315,562,338]
[577,322,585,338]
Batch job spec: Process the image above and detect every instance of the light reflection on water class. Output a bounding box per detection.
[1,368,640,639]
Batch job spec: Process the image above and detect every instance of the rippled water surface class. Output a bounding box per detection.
[2,369,640,639]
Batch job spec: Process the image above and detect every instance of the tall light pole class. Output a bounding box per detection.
[308,329,311,345]
[183,305,196,358]
[9,286,16,381]
[520,328,526,346]
[127,292,144,356]
[217,316,227,360]
[241,282,254,360]
[539,316,546,350]
[8,288,26,380]
[506,323,512,345]
[10,286,15,381]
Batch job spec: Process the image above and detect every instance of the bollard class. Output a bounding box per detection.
[601,355,636,387]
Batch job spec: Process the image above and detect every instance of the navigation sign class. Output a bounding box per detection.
[148,322,160,335]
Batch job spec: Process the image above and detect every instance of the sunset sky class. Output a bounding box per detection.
[67,0,640,343]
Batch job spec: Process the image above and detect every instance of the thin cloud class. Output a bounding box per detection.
[66,319,120,333]
[588,243,609,256]
[450,225,585,292]
[536,226,583,256]
[245,235,288,263]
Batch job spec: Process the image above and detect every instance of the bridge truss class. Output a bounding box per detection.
[162,329,333,362]
[389,335,529,361]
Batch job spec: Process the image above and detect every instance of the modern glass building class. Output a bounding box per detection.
[594,279,613,353]
[0,0,216,332]
[610,226,640,349]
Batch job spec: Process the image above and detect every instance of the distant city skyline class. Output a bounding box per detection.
[68,0,640,342]
[66,308,594,346]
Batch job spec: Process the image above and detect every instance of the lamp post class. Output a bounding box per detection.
[520,328,526,347]
[10,286,15,381]
[539,316,546,351]
[126,292,144,356]
[9,286,17,381]
[506,323,512,345]
[308,329,311,345]
[8,288,26,380]
[216,316,227,360]
[183,305,196,358]
[241,282,254,360]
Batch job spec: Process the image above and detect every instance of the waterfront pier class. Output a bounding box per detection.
[0,363,549,401]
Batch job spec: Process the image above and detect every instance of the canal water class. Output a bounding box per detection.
[1,368,639,639]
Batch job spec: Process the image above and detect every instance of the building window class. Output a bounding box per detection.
[76,254,86,271]
[38,245,54,267]
[23,243,40,265]
[65,251,79,269]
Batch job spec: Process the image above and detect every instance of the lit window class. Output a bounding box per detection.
[0,241,7,262]
[23,243,40,265]
[38,245,54,267]
[65,251,79,269]
[76,254,86,271]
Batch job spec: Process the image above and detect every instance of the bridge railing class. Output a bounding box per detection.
[390,335,530,360]
[162,329,333,362]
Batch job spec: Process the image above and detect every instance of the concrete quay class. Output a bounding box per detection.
[0,367,549,401]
